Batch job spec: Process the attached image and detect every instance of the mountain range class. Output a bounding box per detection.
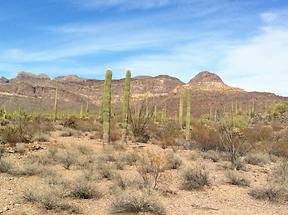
[0,71,286,118]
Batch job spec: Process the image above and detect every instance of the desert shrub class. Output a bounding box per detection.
[191,122,220,151]
[154,120,181,149]
[0,113,36,144]
[225,171,250,187]
[119,151,138,166]
[243,125,273,143]
[32,132,50,142]
[218,115,251,168]
[97,163,117,180]
[245,153,270,166]
[23,185,81,213]
[0,145,5,159]
[59,128,81,137]
[249,187,288,202]
[56,149,79,170]
[181,165,209,190]
[271,141,288,157]
[165,152,182,169]
[130,102,154,143]
[74,119,98,132]
[75,144,94,155]
[9,162,47,177]
[111,189,166,215]
[136,151,166,189]
[110,120,122,142]
[202,150,221,162]
[63,117,77,129]
[0,158,13,173]
[70,179,102,199]
[250,161,288,202]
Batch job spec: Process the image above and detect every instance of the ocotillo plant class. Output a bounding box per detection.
[121,70,131,141]
[179,94,183,128]
[185,88,191,141]
[53,81,59,121]
[102,69,112,144]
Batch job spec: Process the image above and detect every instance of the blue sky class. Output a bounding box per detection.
[0,0,288,96]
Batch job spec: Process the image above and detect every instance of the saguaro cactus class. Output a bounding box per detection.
[179,94,183,128]
[102,69,112,144]
[185,88,191,141]
[53,81,59,121]
[121,70,131,140]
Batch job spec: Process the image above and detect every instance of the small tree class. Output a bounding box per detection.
[218,114,250,168]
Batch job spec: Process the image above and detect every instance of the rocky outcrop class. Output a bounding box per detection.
[15,71,50,80]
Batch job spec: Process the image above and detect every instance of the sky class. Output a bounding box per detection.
[0,0,288,96]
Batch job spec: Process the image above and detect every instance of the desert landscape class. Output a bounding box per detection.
[0,69,287,215]
[1,0,288,214]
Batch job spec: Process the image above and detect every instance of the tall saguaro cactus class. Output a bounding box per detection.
[185,88,191,141]
[179,94,183,128]
[122,70,131,141]
[53,81,59,121]
[102,69,112,144]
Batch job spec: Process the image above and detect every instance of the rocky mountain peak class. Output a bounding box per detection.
[189,71,223,84]
[16,71,50,80]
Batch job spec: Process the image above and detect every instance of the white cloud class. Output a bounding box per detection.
[220,27,288,96]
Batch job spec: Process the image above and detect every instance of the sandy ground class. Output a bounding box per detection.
[0,132,287,215]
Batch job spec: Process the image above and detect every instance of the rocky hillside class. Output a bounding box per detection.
[0,71,286,117]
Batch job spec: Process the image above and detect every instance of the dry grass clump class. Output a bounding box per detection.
[165,152,182,170]
[55,147,80,169]
[9,162,55,177]
[59,128,81,137]
[70,179,102,199]
[97,163,117,180]
[225,171,250,187]
[111,189,166,215]
[202,150,221,162]
[245,152,270,166]
[0,158,13,173]
[249,161,288,202]
[181,164,209,190]
[32,132,50,142]
[249,187,288,202]
[23,184,81,213]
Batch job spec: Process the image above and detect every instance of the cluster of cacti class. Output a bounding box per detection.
[121,70,131,141]
[185,88,191,141]
[102,69,112,144]
[53,81,59,121]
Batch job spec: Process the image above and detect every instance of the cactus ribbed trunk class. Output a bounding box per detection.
[102,69,112,144]
[53,81,59,121]
[185,88,191,141]
[179,94,183,128]
[121,70,131,141]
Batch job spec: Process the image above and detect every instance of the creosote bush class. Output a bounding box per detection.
[245,152,270,166]
[111,189,166,215]
[225,171,250,187]
[70,179,102,199]
[165,152,182,169]
[181,165,209,190]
